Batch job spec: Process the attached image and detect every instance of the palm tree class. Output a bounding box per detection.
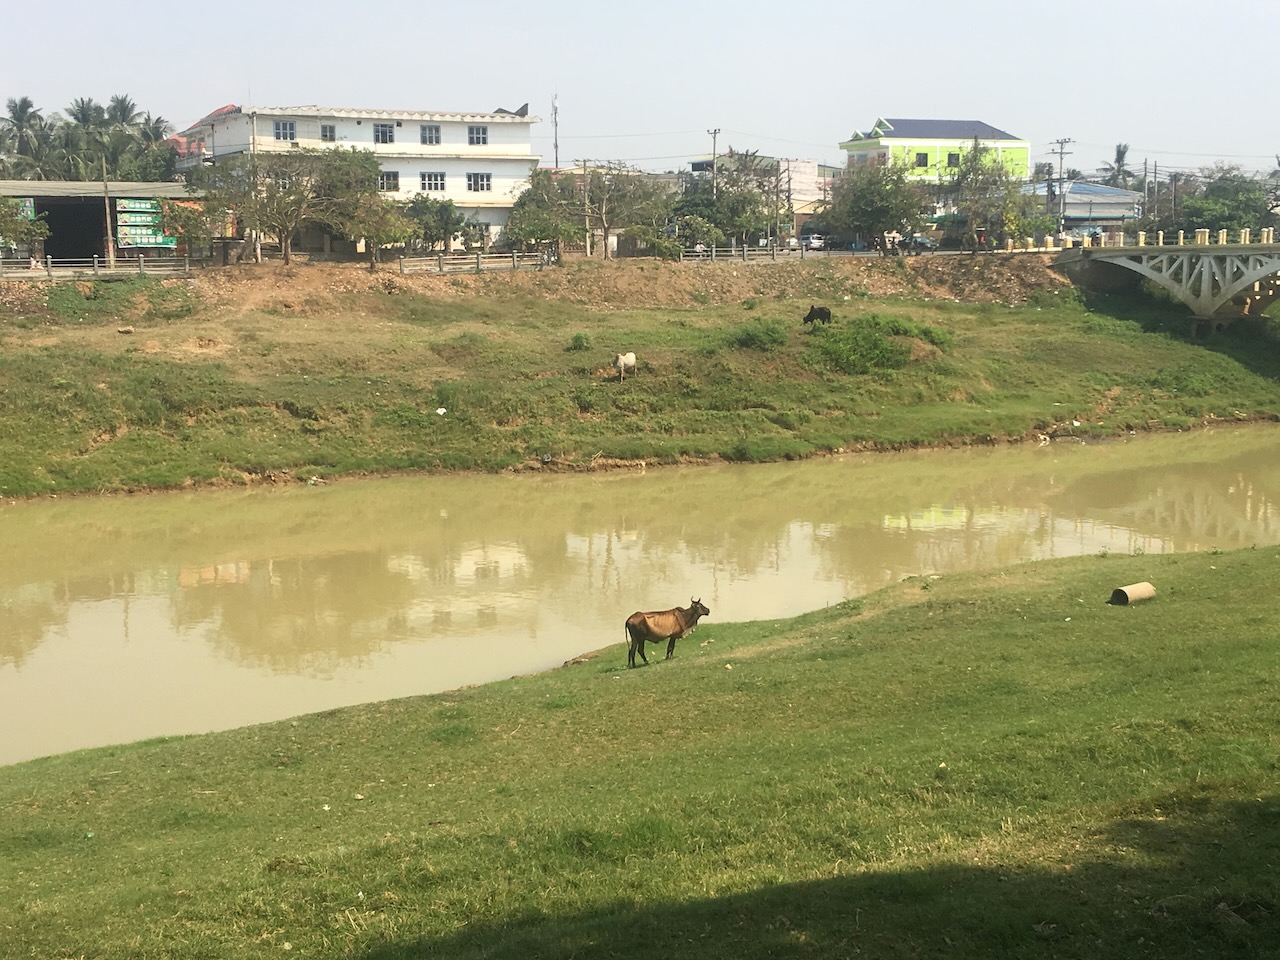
[11,120,74,180]
[66,97,106,130]
[138,112,172,146]
[2,96,44,157]
[106,94,142,128]
[1098,143,1133,188]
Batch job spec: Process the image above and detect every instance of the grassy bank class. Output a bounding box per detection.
[2,258,1280,496]
[1,546,1276,958]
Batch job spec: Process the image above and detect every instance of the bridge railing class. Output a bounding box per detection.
[1054,227,1277,251]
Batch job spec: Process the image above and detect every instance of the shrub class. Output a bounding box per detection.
[567,332,592,352]
[807,322,910,375]
[729,319,788,352]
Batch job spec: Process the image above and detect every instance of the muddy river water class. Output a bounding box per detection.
[3,427,1279,767]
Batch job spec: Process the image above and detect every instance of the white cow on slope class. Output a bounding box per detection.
[613,352,637,382]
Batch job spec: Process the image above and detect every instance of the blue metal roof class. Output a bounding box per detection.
[849,118,1021,142]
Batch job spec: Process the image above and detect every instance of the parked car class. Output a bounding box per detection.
[902,234,939,252]
[801,235,825,250]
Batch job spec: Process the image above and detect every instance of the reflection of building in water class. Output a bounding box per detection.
[386,542,530,585]
[177,562,253,588]
[385,541,539,637]
[878,504,1179,577]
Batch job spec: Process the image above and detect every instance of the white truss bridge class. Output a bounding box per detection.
[1055,232,1280,333]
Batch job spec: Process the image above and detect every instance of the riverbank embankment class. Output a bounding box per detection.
[2,255,1278,497]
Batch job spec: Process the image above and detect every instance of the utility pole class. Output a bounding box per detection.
[1051,138,1073,237]
[1152,162,1158,219]
[707,128,720,198]
[552,94,559,169]
[101,153,116,268]
[580,158,592,258]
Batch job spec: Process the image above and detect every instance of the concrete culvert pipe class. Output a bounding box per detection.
[1110,582,1156,605]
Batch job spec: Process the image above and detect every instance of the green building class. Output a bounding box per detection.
[839,118,1030,181]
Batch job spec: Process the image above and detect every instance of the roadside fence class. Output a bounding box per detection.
[0,255,195,280]
[398,251,552,275]
[680,245,794,263]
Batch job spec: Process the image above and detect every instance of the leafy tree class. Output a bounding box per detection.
[674,147,783,246]
[672,214,724,249]
[816,160,928,244]
[501,169,581,251]
[942,139,1037,248]
[582,162,671,259]
[192,147,380,264]
[459,219,491,253]
[405,194,467,251]
[119,143,177,182]
[343,197,419,270]
[159,198,219,256]
[1169,164,1275,234]
[0,196,50,252]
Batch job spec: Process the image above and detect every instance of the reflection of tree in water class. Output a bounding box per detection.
[0,574,139,669]
[0,588,68,668]
[174,551,419,672]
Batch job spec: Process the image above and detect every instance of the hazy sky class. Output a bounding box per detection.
[5,0,1275,179]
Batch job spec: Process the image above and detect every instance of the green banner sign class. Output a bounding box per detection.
[116,224,177,248]
[116,198,162,213]
[18,198,35,220]
[117,211,161,225]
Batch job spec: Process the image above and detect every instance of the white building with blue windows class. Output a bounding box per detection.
[174,102,540,240]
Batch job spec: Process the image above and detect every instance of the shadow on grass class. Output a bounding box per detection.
[1082,285,1280,384]
[361,794,1278,960]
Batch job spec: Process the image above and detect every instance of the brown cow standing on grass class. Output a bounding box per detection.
[625,597,711,668]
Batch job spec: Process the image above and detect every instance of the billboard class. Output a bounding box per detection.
[115,198,176,247]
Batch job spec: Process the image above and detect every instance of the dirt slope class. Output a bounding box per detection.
[0,253,1071,322]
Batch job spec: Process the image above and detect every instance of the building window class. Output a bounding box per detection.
[468,125,488,145]
[421,172,445,192]
[421,124,440,145]
[378,171,400,191]
[947,152,961,168]
[320,123,336,142]
[466,172,492,192]
[374,122,395,144]
[915,152,929,167]
[273,120,296,141]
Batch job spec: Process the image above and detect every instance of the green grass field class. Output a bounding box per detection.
[1,548,1276,959]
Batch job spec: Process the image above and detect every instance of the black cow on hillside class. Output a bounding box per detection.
[803,305,832,326]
